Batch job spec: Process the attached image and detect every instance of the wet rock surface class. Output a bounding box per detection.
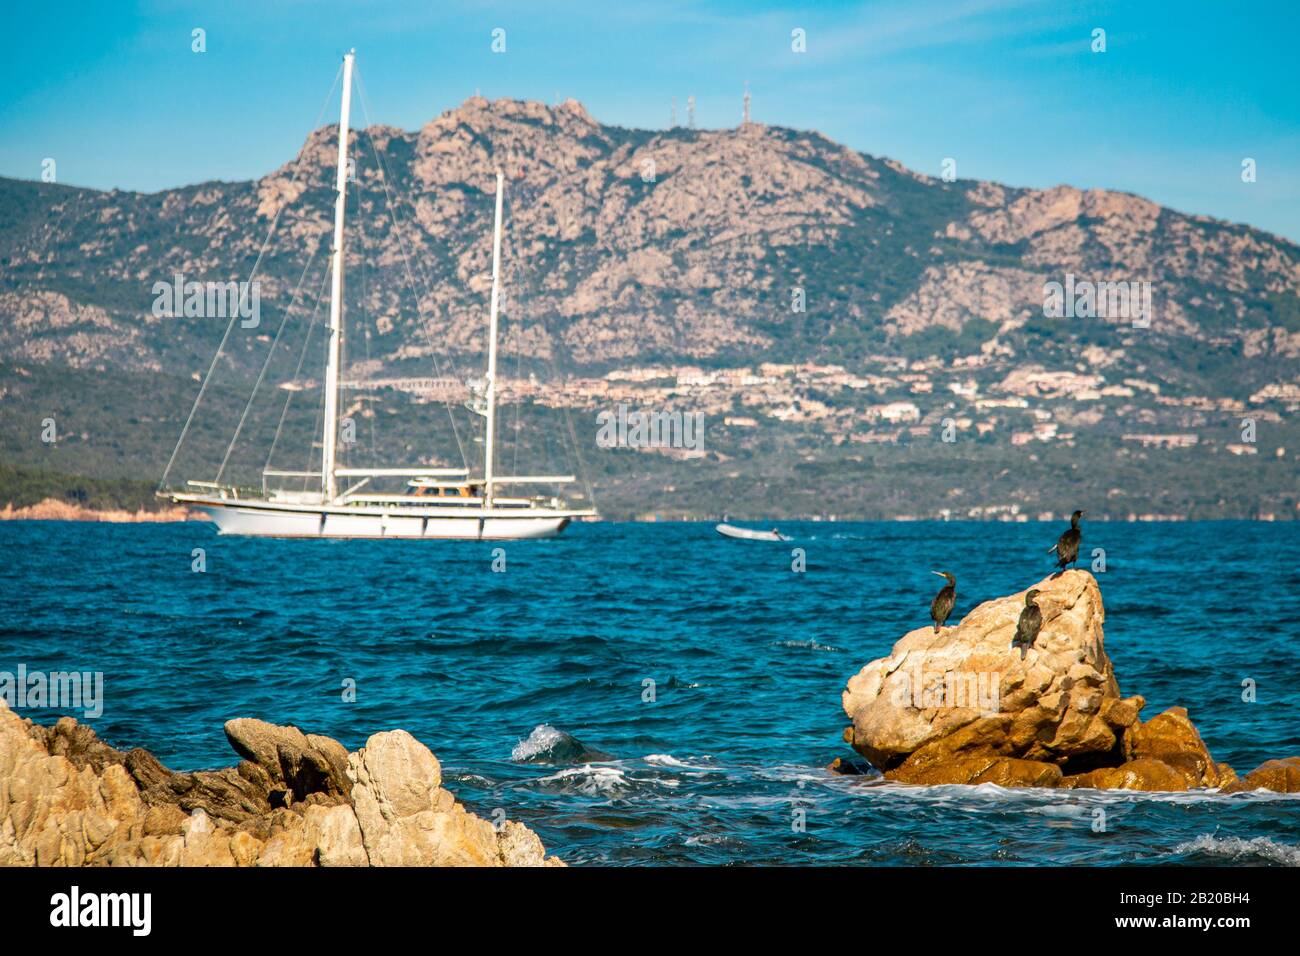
[839,571,1297,793]
[0,702,561,867]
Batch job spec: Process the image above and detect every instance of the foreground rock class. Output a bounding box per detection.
[839,570,1298,793]
[0,702,560,866]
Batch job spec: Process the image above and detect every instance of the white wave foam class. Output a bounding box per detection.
[1174,834,1300,866]
[533,764,655,796]
[684,833,736,847]
[448,772,493,788]
[534,763,684,797]
[511,723,565,762]
[535,764,630,796]
[851,779,1294,808]
[771,639,840,652]
[644,753,689,767]
[1028,802,1091,819]
[645,753,710,770]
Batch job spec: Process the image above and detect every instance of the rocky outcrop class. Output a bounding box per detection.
[345,730,548,866]
[1116,706,1230,789]
[1221,757,1300,794]
[0,702,561,867]
[842,570,1122,770]
[838,570,1298,792]
[223,718,353,804]
[0,498,195,522]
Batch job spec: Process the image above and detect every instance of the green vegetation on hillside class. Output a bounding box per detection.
[0,462,161,512]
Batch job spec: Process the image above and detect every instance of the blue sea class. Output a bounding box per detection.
[2,520,1298,866]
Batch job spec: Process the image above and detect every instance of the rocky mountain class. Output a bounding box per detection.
[1,97,1297,518]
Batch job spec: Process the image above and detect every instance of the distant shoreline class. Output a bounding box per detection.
[0,497,196,523]
[0,502,1291,524]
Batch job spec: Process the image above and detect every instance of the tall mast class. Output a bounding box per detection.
[483,169,504,509]
[321,50,354,502]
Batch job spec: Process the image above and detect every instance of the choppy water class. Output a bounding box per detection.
[2,520,1298,865]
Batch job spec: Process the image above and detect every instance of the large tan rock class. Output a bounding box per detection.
[347,730,551,867]
[1220,757,1300,794]
[888,753,1062,787]
[1062,758,1191,792]
[2,704,136,865]
[302,802,368,866]
[1121,707,1227,789]
[842,570,1119,770]
[223,718,352,803]
[876,716,1061,786]
[0,701,560,867]
[180,808,239,866]
[836,571,1250,792]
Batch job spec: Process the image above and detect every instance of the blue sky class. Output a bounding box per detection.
[2,0,1297,240]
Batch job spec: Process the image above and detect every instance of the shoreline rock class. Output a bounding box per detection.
[0,702,561,866]
[838,570,1299,793]
[0,497,197,522]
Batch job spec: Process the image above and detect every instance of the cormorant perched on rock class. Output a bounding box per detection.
[929,571,956,633]
[1011,589,1043,660]
[1049,510,1084,576]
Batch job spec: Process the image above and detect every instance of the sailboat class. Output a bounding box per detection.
[164,52,596,539]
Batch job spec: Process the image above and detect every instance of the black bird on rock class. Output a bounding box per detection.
[1049,510,1084,576]
[929,571,956,633]
[1011,589,1043,660]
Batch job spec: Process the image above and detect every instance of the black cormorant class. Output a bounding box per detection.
[1049,510,1084,576]
[1011,588,1043,660]
[929,571,956,633]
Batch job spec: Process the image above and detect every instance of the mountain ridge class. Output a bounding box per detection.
[0,96,1296,519]
[4,95,1298,374]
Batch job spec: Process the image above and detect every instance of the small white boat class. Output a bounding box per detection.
[716,523,789,542]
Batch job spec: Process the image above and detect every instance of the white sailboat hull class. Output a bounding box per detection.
[189,499,580,540]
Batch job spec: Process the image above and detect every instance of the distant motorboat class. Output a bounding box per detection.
[716,523,789,542]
